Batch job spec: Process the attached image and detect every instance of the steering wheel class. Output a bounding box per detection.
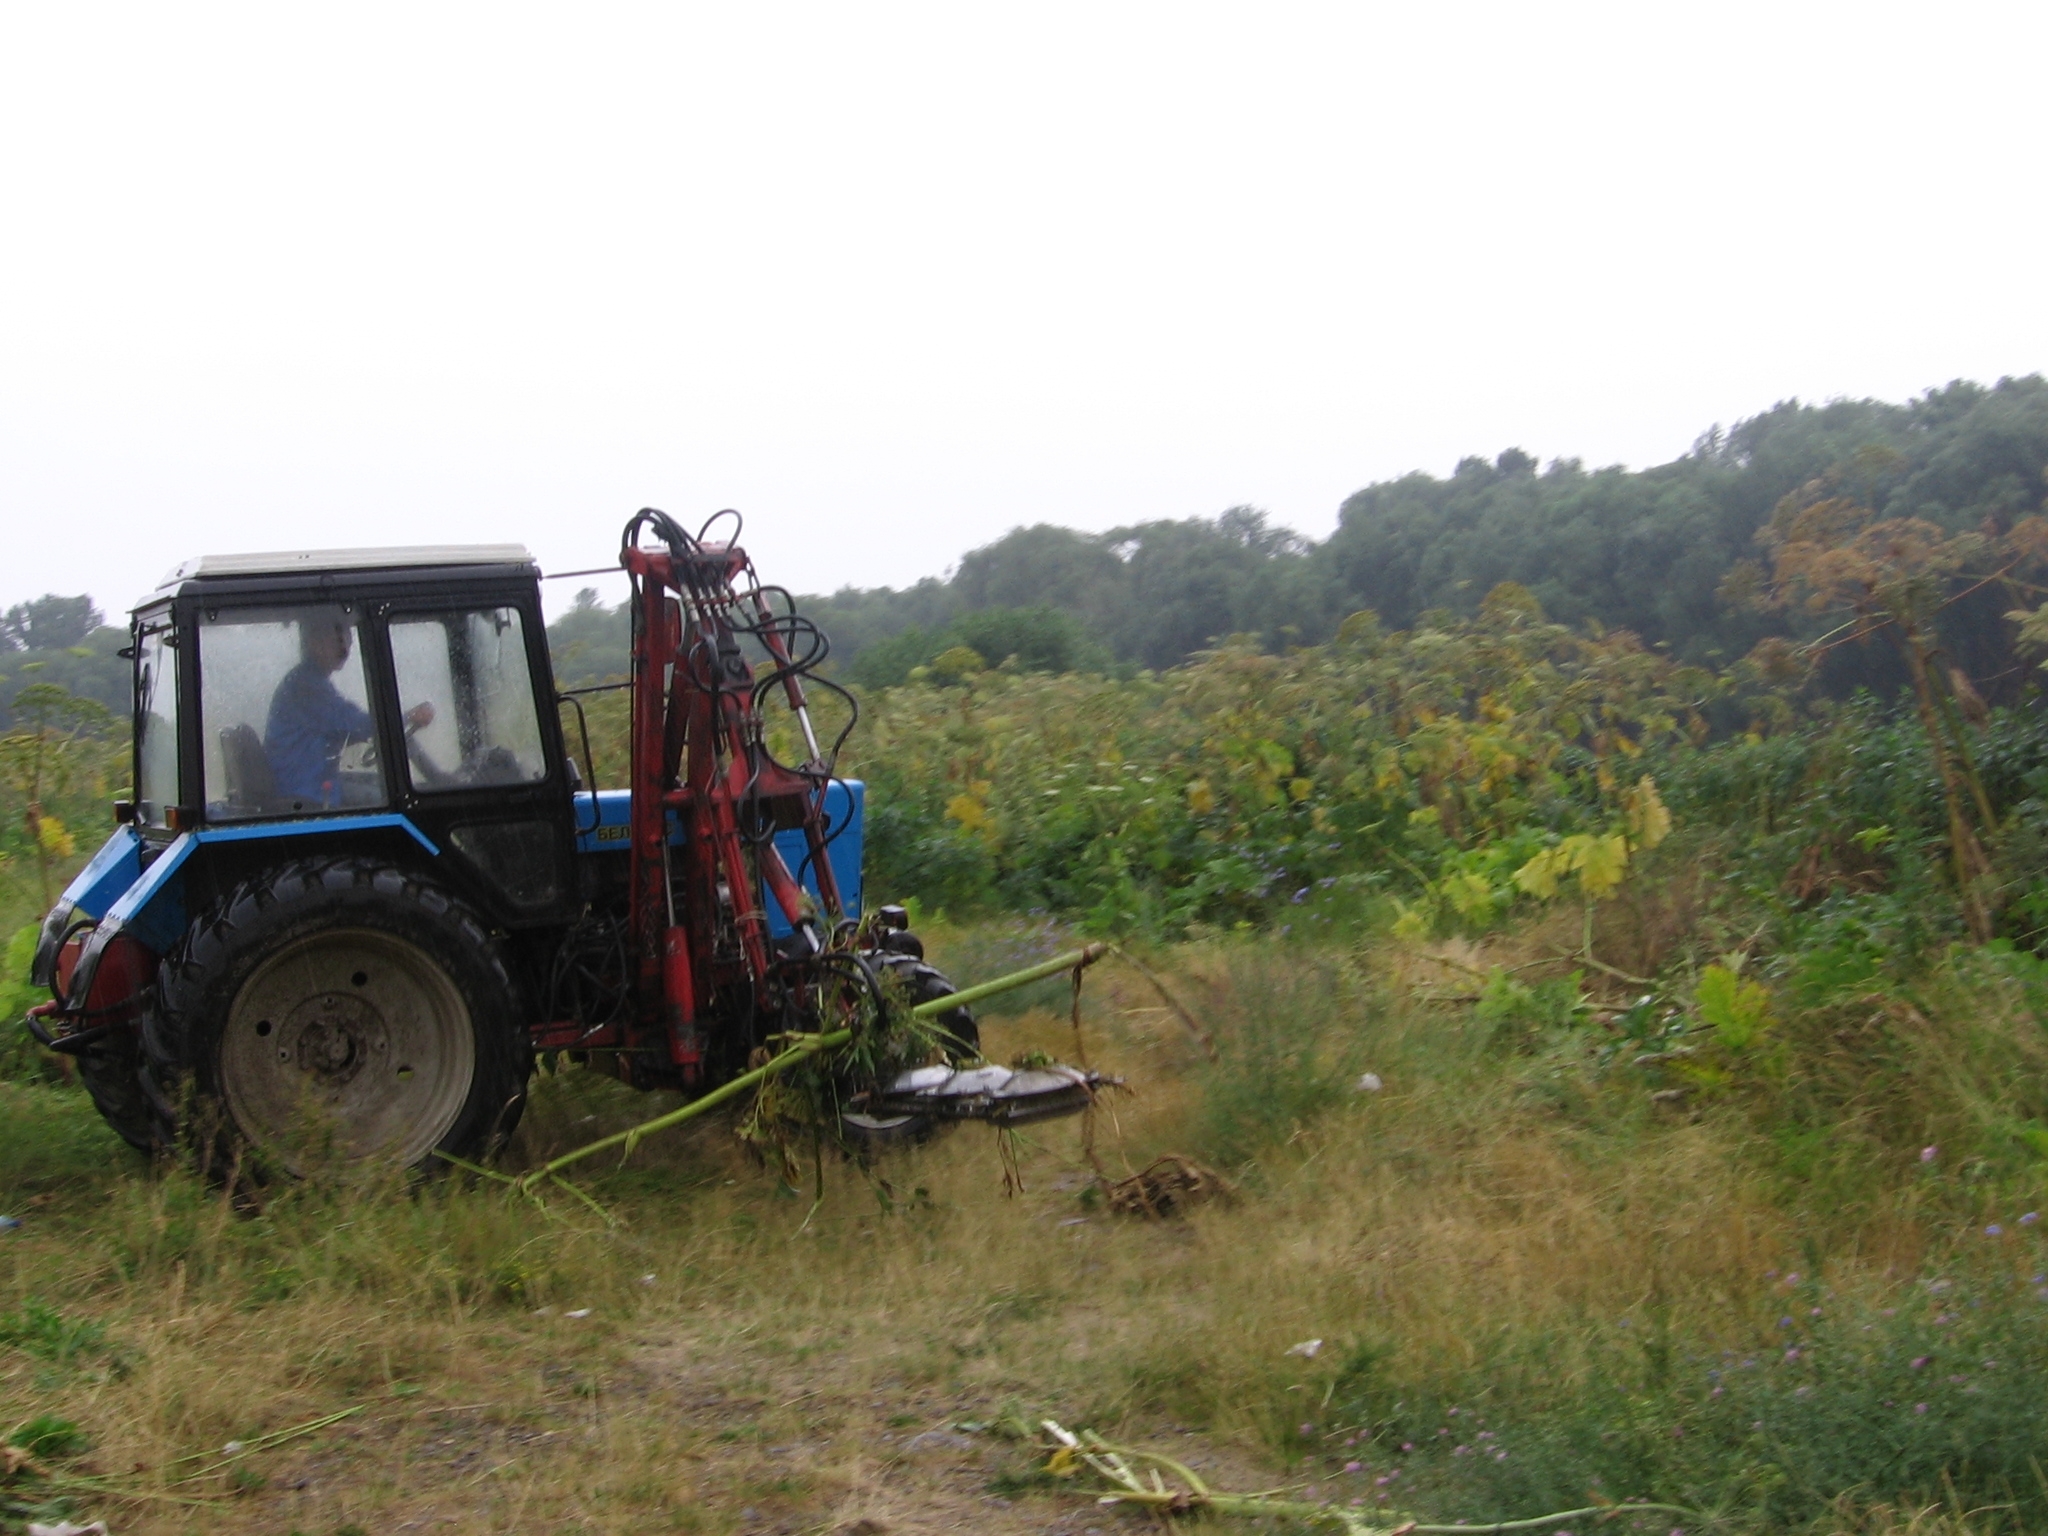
[405,726,523,788]
[403,716,456,788]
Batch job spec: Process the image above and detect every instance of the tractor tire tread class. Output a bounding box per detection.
[75,1031,153,1152]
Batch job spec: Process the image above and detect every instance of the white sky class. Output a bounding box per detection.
[3,2,2044,623]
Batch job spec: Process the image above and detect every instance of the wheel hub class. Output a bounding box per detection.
[285,993,388,1085]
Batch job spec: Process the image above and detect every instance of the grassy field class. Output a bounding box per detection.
[6,909,2048,1536]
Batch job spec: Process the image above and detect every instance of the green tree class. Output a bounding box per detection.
[0,594,102,652]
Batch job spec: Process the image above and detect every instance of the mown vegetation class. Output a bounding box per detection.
[6,377,2048,1533]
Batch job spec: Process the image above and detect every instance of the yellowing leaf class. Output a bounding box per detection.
[34,814,74,860]
[945,794,986,831]
[1575,833,1629,898]
[1391,900,1433,939]
[1513,845,1569,900]
[1288,777,1314,802]
[1442,871,1494,921]
[1185,779,1215,815]
[1625,776,1672,850]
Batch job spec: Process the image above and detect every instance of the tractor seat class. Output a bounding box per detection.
[217,722,283,816]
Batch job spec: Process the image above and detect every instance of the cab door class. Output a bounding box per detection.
[379,598,576,926]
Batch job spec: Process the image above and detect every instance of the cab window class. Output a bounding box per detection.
[135,620,180,828]
[200,606,387,819]
[390,607,547,793]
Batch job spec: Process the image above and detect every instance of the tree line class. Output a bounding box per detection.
[545,375,2048,692]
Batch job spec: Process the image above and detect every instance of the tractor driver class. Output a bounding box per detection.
[265,612,434,806]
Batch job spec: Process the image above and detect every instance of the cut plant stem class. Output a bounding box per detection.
[516,943,1115,1190]
[909,943,1108,1014]
[1041,1420,1701,1535]
[518,1028,853,1190]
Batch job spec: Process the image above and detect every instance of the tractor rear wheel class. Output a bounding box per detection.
[142,858,531,1177]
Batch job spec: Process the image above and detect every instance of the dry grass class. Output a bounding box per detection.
[3,930,2043,1535]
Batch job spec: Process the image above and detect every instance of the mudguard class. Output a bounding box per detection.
[37,815,442,1012]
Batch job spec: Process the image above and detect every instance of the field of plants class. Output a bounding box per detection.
[6,454,2048,1532]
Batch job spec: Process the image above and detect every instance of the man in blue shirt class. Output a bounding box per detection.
[265,614,433,807]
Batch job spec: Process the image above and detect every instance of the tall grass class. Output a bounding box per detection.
[4,923,2046,1534]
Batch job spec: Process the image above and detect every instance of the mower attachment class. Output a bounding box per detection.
[861,1061,1110,1126]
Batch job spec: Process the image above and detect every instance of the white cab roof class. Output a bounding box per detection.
[159,544,536,586]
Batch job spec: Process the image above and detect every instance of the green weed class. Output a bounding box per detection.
[5,1412,86,1458]
[0,1302,105,1367]
[1186,942,1370,1172]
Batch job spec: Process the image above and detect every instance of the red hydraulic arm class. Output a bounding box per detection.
[617,508,853,1087]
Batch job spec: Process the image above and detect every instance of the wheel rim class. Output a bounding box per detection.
[219,928,476,1168]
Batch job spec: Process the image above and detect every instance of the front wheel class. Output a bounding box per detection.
[142,858,532,1176]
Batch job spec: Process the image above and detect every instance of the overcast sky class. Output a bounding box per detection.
[3,2,2044,624]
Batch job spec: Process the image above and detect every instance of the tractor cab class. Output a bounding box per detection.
[126,545,577,924]
[29,545,584,1157]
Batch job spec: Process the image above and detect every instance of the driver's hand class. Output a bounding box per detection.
[405,701,436,730]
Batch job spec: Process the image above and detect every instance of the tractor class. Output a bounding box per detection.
[24,508,1097,1173]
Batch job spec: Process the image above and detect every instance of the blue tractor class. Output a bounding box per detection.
[26,510,1091,1175]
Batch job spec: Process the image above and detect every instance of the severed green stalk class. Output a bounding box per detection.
[1040,1420,1704,1536]
[925,943,1108,1011]
[515,1026,855,1193]
[455,943,1121,1208]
